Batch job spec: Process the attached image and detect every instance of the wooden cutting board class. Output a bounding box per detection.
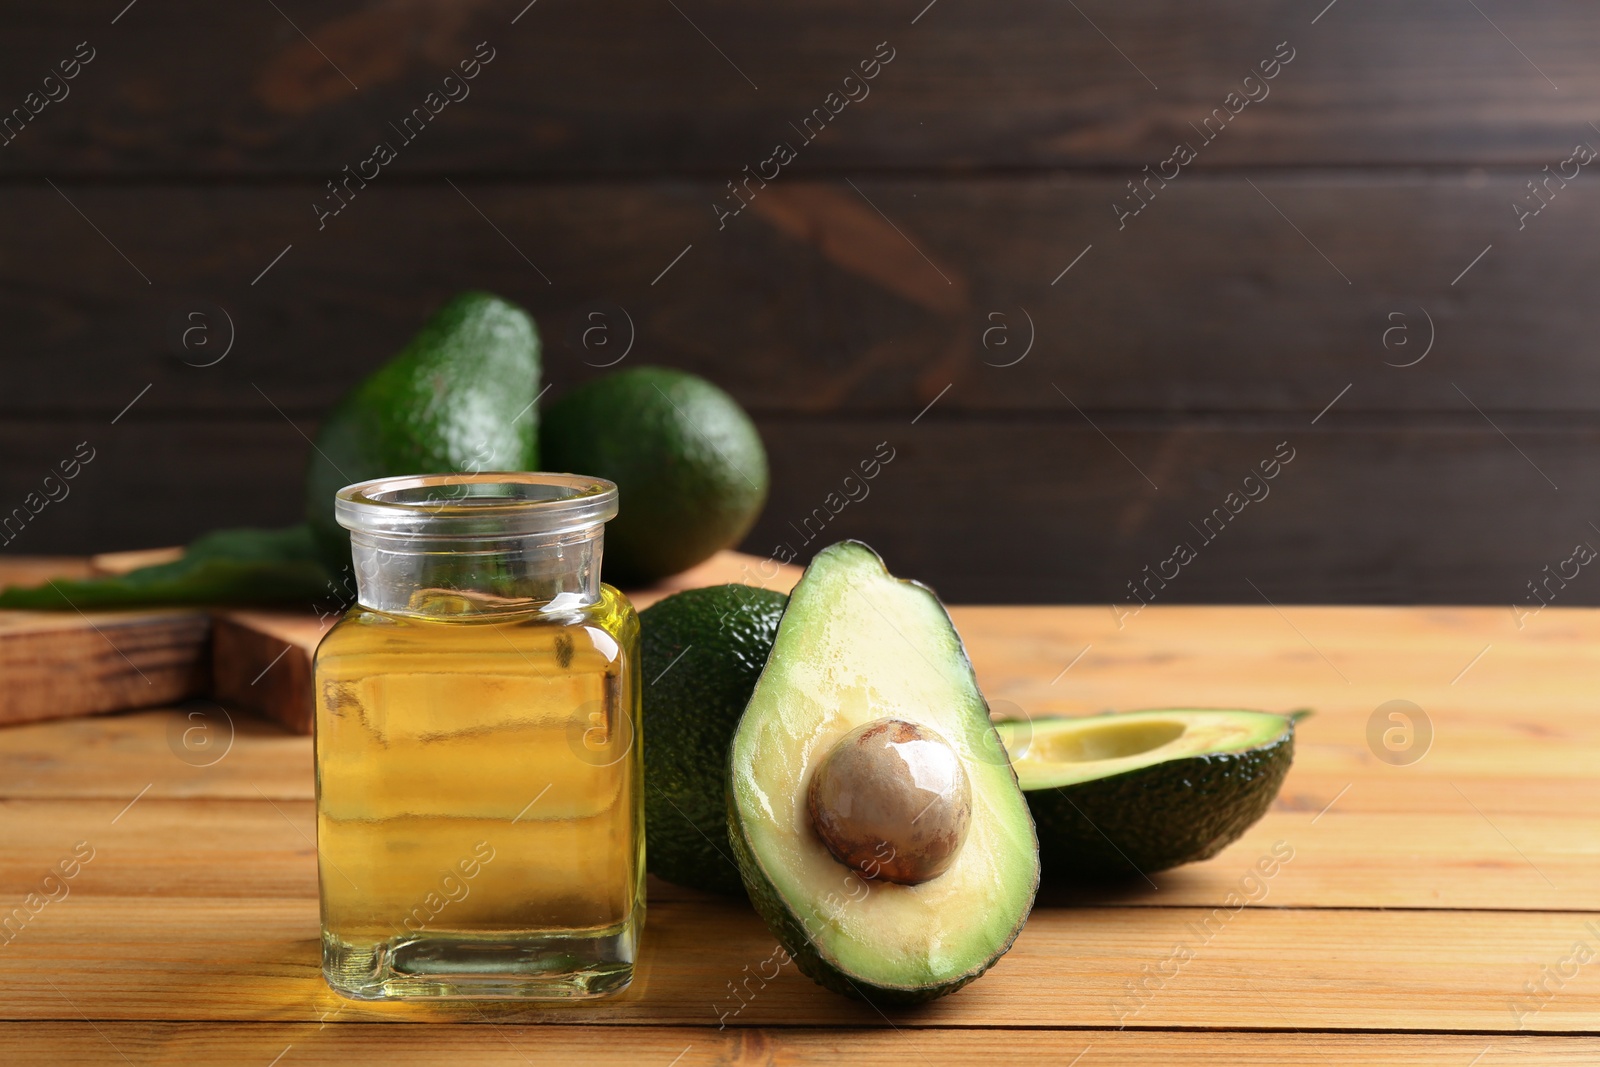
[0,607,211,727]
[212,550,801,733]
[0,550,800,733]
[0,556,210,727]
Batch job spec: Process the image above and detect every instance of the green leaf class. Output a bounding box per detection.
[0,525,338,609]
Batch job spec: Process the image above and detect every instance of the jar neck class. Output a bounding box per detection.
[349,528,605,618]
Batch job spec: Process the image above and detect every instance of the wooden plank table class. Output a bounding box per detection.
[2,559,1598,1063]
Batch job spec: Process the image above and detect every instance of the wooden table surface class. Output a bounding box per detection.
[3,566,1599,1063]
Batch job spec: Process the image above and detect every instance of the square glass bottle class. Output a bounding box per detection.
[314,472,643,1000]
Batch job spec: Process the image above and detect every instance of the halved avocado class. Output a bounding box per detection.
[997,709,1293,882]
[728,542,1039,1005]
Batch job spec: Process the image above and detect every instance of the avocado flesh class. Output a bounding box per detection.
[728,541,1039,1004]
[997,710,1293,882]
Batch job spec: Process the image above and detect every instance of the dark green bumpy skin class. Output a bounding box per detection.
[540,367,768,586]
[641,585,787,896]
[1027,728,1294,881]
[304,291,541,576]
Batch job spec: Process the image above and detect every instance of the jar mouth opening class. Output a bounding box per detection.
[335,472,618,540]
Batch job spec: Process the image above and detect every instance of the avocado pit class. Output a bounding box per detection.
[807,718,972,885]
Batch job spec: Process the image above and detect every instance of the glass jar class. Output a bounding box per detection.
[314,472,643,1000]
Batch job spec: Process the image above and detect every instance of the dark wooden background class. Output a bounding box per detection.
[4,0,1598,605]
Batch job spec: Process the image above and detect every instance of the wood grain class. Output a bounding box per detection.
[209,610,331,736]
[0,708,310,801]
[3,601,1599,913]
[11,173,1597,604]
[4,0,1598,1053]
[745,423,1600,604]
[6,1024,1593,1067]
[208,550,801,733]
[0,608,210,726]
[7,3,1597,618]
[0,597,1592,1051]
[1,708,1591,808]
[4,0,1598,174]
[0,795,1592,911]
[4,417,1599,604]
[8,177,1600,417]
[1,896,1597,1031]
[0,547,797,740]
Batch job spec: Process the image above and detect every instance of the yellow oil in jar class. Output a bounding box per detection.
[314,586,643,999]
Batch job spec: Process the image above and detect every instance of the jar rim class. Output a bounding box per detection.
[335,472,618,540]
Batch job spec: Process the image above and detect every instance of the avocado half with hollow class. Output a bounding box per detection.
[997,710,1293,882]
[728,541,1039,1005]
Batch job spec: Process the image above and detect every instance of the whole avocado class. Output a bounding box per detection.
[540,367,768,585]
[304,291,541,575]
[641,583,787,896]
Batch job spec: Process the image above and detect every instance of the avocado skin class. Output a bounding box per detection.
[540,367,768,586]
[304,291,541,575]
[1026,728,1294,882]
[727,541,1037,1006]
[728,794,999,1006]
[641,584,787,896]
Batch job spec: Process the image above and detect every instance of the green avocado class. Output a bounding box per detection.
[640,583,788,896]
[728,541,1039,1005]
[539,367,767,586]
[304,292,541,575]
[996,709,1294,882]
